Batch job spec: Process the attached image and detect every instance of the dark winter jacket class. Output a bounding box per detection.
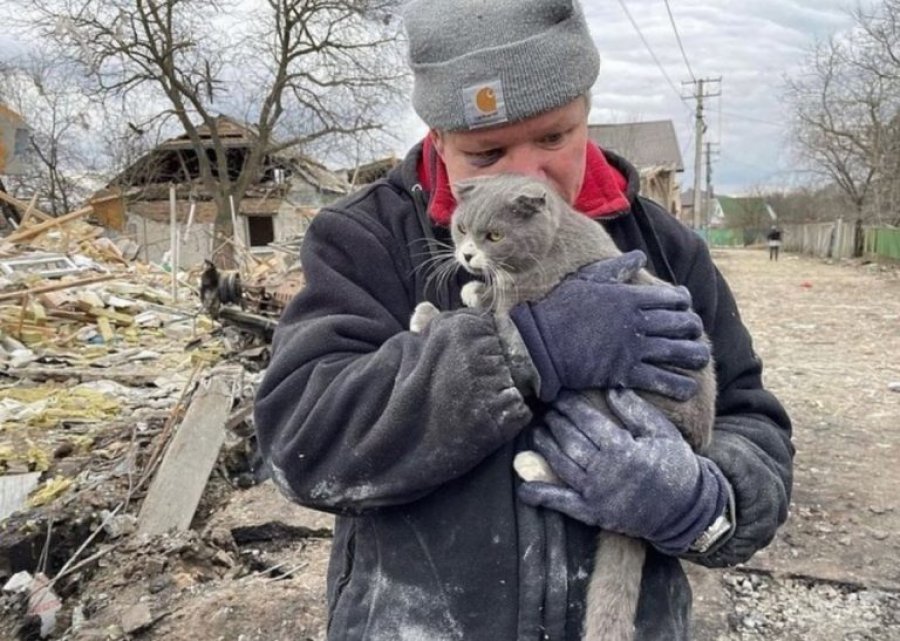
[254,144,794,641]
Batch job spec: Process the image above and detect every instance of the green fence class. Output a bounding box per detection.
[866,227,900,261]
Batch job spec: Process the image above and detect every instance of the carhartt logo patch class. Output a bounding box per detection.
[462,80,508,129]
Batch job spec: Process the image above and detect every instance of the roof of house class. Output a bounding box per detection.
[587,120,684,172]
[160,115,259,150]
[105,114,348,195]
[292,156,350,195]
[712,195,780,226]
[345,156,401,185]
[717,195,769,218]
[680,188,716,208]
[0,104,26,125]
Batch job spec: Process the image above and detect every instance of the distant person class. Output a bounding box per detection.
[767,225,783,261]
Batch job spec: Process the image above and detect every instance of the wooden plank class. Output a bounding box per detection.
[96,316,115,342]
[0,472,42,521]
[0,190,52,223]
[6,366,163,385]
[137,376,232,537]
[2,205,93,245]
[0,273,118,303]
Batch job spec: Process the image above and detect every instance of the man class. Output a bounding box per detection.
[767,225,783,261]
[254,1,793,639]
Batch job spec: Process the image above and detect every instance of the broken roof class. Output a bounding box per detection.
[106,114,348,195]
[588,120,684,172]
[159,115,260,151]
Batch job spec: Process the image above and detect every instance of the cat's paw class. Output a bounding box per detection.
[461,281,485,309]
[513,451,560,484]
[410,302,440,334]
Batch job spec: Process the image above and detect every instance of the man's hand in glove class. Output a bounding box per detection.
[517,390,730,555]
[509,251,710,402]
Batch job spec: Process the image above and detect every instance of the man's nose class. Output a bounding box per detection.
[501,147,547,180]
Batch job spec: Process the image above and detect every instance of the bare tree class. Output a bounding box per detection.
[784,0,900,225]
[854,0,900,223]
[0,47,101,215]
[19,0,406,264]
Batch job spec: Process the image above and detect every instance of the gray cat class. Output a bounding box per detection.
[410,173,716,641]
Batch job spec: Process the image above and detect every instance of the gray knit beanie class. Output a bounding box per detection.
[403,0,600,131]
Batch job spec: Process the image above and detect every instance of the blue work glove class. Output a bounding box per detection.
[518,390,730,555]
[509,251,709,402]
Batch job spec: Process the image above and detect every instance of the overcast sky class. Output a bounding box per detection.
[394,0,861,195]
[1,1,864,195]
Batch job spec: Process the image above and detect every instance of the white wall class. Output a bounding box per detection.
[126,213,214,268]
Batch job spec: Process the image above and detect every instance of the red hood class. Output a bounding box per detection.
[417,136,630,226]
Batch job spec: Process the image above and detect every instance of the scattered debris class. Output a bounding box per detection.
[0,189,305,638]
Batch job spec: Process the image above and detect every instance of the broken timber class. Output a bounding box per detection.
[0,273,118,303]
[1,205,93,246]
[137,376,233,537]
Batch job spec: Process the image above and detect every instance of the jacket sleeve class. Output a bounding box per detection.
[253,205,532,514]
[677,239,794,567]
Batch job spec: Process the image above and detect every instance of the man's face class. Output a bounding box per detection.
[431,97,589,205]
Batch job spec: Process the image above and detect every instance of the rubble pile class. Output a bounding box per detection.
[0,197,315,640]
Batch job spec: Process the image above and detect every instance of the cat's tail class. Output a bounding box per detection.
[583,532,644,641]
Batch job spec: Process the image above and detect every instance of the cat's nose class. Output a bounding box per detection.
[462,252,475,264]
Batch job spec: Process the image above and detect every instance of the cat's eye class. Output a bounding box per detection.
[486,230,503,242]
[457,222,467,234]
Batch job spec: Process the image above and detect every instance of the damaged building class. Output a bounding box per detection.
[88,116,350,267]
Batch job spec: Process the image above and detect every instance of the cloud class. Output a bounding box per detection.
[581,0,860,194]
[391,0,861,196]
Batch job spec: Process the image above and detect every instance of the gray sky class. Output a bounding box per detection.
[393,0,860,195]
[0,0,862,195]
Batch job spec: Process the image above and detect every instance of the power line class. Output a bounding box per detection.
[615,0,690,113]
[663,0,695,82]
[719,110,782,127]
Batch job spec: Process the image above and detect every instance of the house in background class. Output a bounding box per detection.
[716,195,774,229]
[587,120,684,219]
[90,115,349,266]
[0,103,32,229]
[680,191,778,245]
[681,188,724,228]
[345,155,400,189]
[0,103,30,177]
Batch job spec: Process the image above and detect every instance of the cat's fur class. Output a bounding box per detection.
[410,174,716,641]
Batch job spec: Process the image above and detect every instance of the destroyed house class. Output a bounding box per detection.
[90,115,349,266]
[588,120,684,220]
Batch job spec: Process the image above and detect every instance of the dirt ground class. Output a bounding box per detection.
[689,247,900,640]
[3,247,900,641]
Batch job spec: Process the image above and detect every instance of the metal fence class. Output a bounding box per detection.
[865,227,900,261]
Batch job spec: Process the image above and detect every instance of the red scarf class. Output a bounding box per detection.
[416,136,630,226]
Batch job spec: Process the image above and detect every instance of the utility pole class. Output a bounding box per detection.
[683,78,721,230]
[705,142,719,228]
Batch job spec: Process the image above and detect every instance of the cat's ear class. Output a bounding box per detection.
[454,181,478,201]
[513,184,547,218]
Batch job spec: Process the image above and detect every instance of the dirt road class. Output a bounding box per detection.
[689,248,900,640]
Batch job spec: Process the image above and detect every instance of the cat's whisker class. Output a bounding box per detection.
[412,250,456,278]
[423,256,461,296]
